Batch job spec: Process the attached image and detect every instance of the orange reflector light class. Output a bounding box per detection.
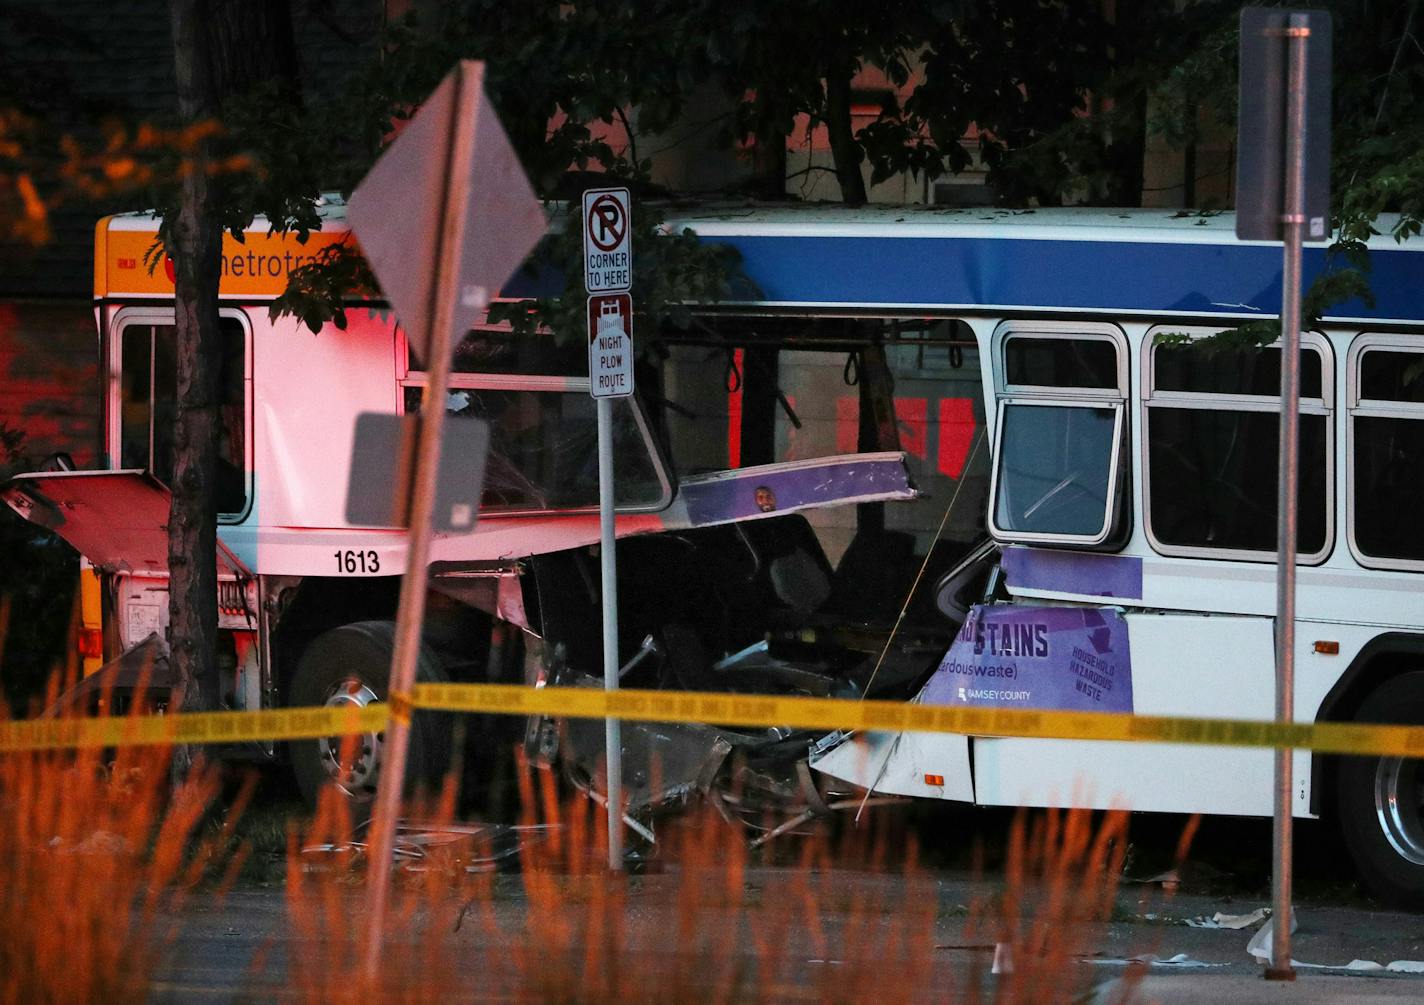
[924,774,945,787]
[77,628,104,659]
[1313,640,1340,655]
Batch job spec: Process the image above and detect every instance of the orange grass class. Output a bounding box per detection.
[284,752,1175,1005]
[966,806,1134,1003]
[0,700,246,1004]
[281,748,469,1005]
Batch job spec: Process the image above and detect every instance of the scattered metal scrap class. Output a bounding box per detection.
[300,819,557,872]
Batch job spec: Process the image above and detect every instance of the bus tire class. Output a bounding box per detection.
[1335,671,1424,908]
[289,620,452,816]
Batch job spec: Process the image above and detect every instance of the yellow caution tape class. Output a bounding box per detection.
[3,682,1424,758]
[412,683,1424,759]
[0,703,386,752]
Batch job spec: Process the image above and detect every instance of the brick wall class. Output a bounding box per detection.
[0,302,101,469]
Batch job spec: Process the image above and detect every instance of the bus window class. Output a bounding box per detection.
[408,322,587,376]
[1144,329,1331,561]
[988,323,1129,548]
[1350,343,1424,567]
[652,315,987,570]
[405,325,671,513]
[117,317,247,516]
[993,401,1120,538]
[1004,337,1118,390]
[401,384,668,511]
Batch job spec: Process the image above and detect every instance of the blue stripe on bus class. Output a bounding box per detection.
[718,235,1423,319]
[505,232,1424,322]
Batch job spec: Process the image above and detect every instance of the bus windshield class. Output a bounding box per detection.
[405,325,671,513]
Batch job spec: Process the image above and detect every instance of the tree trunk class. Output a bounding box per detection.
[165,0,298,714]
[749,90,788,200]
[824,69,867,205]
[208,0,301,102]
[1100,1,1146,206]
[166,0,225,714]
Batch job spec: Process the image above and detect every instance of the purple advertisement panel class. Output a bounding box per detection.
[921,604,1133,714]
[1001,547,1142,601]
[678,454,914,527]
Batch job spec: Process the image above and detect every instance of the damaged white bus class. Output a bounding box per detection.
[7,202,1424,905]
[689,205,1424,907]
[0,202,949,828]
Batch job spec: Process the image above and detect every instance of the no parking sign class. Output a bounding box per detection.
[583,187,634,397]
[582,188,632,293]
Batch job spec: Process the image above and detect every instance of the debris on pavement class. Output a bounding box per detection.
[1238,908,1424,972]
[1272,958,1424,974]
[1184,907,1271,930]
[300,819,557,872]
[1085,953,1227,969]
[1244,909,1298,965]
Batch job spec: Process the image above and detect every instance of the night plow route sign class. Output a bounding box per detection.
[588,293,634,398]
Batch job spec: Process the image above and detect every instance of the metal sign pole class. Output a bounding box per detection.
[584,187,632,873]
[598,395,624,871]
[1268,13,1310,983]
[361,66,480,980]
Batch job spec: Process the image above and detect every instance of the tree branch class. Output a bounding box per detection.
[613,103,639,172]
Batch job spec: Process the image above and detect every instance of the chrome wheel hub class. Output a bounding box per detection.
[318,679,383,801]
[1374,756,1424,866]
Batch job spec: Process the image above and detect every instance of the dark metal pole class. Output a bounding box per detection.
[598,394,624,871]
[1267,13,1310,983]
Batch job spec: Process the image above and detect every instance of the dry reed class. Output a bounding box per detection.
[284,751,1167,1005]
[0,687,245,1004]
[280,744,469,1004]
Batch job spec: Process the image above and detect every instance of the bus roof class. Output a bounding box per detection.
[96,200,1424,325]
[661,205,1424,326]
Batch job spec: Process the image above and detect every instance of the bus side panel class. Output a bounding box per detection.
[971,612,1278,816]
[810,729,973,803]
[253,310,398,534]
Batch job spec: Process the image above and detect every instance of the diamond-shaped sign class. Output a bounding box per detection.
[346,61,546,359]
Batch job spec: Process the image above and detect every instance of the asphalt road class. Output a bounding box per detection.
[150,863,1424,1003]
[129,787,1424,1003]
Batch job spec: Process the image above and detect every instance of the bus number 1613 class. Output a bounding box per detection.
[334,550,380,574]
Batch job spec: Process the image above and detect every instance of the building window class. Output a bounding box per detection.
[1144,329,1332,561]
[988,322,1129,548]
[1349,341,1424,568]
[118,317,247,517]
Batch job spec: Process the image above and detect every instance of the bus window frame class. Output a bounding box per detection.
[987,320,1130,548]
[107,305,254,524]
[1346,333,1424,572]
[1140,325,1334,565]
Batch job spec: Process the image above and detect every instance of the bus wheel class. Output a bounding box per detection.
[289,621,452,816]
[1335,672,1424,908]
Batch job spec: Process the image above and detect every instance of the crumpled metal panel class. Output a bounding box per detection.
[558,687,779,813]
